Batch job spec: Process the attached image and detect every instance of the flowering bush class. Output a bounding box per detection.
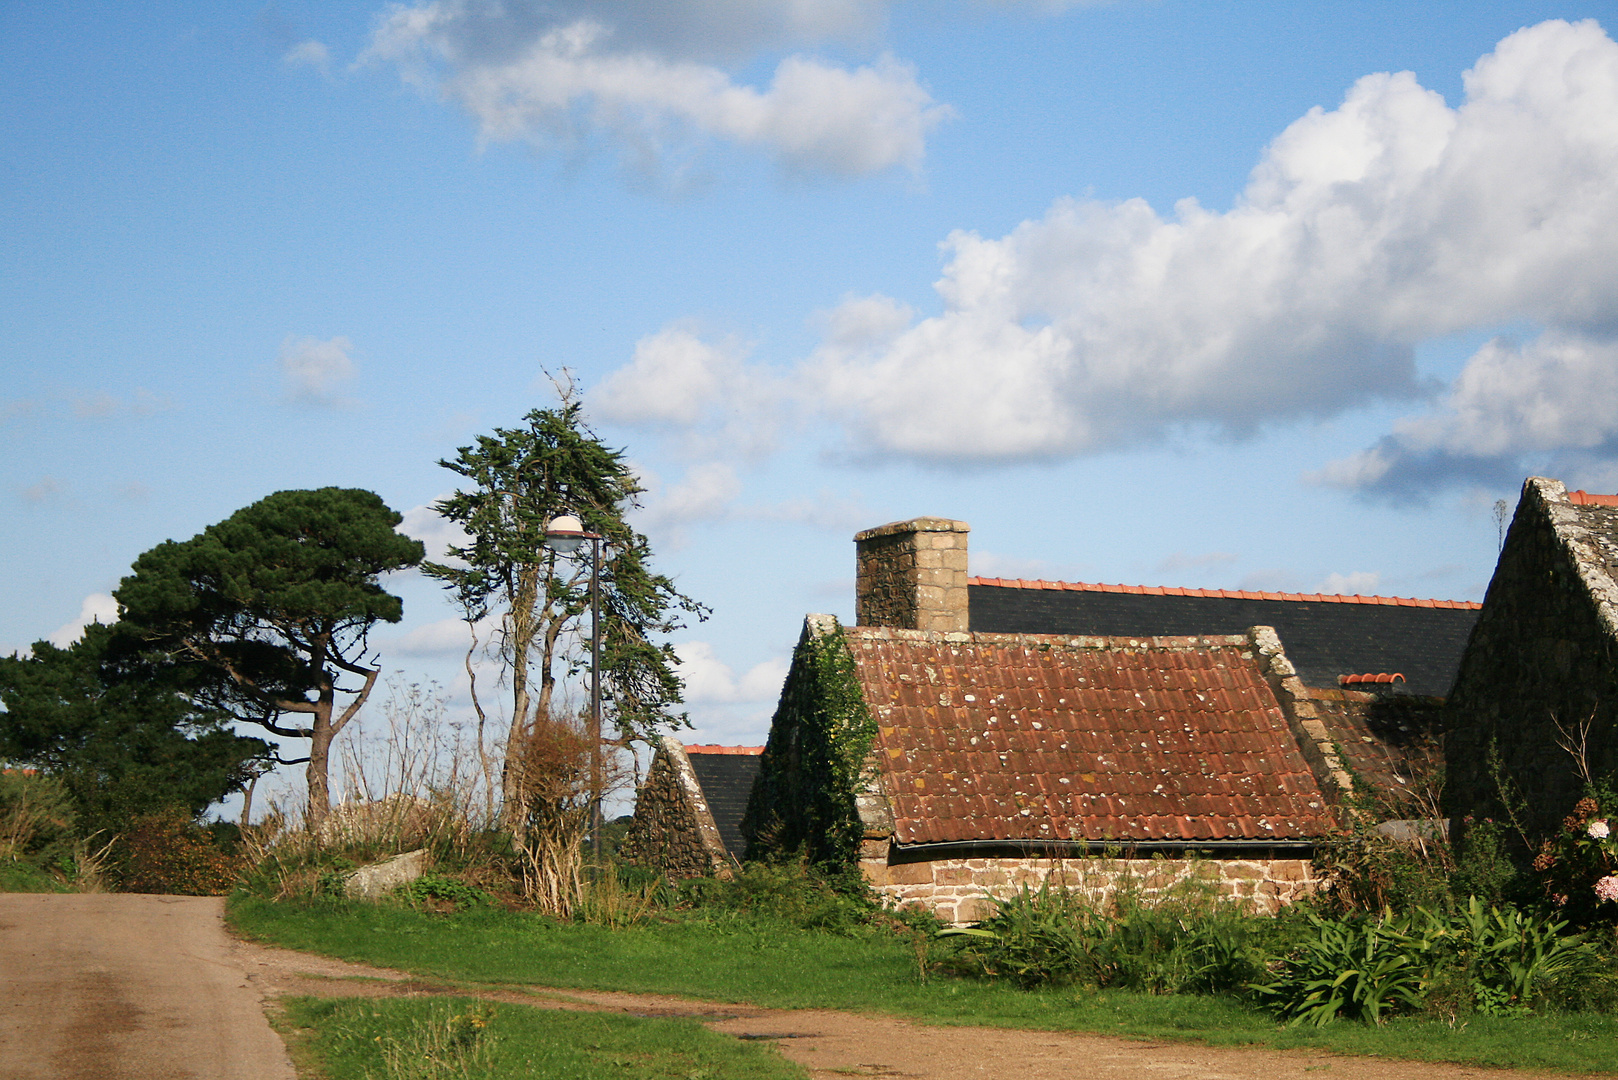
[1532,797,1618,925]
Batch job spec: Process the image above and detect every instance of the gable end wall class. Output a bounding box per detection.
[1445,477,1618,834]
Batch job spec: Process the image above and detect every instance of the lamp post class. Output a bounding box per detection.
[543,514,604,861]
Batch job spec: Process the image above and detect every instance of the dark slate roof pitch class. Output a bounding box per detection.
[969,579,1480,697]
[684,747,763,858]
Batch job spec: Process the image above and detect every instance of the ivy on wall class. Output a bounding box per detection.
[741,618,878,867]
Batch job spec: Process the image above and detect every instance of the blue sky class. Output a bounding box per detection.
[5,2,1617,792]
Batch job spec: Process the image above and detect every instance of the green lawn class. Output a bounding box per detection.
[276,996,807,1080]
[232,896,1618,1074]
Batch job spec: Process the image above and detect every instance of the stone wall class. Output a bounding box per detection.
[854,518,970,632]
[858,844,1318,922]
[1445,478,1618,836]
[620,739,731,878]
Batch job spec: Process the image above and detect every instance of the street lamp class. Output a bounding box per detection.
[543,513,605,860]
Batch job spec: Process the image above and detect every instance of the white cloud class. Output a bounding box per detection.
[279,335,356,404]
[772,20,1618,484]
[387,616,478,657]
[1320,571,1382,595]
[48,593,118,648]
[361,1,949,177]
[593,326,745,427]
[284,40,333,74]
[675,641,789,704]
[1315,331,1618,495]
[640,461,744,531]
[398,497,471,564]
[592,325,786,460]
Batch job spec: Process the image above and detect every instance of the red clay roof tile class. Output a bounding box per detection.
[844,628,1335,845]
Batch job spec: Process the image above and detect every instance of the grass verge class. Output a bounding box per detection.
[232,896,1618,1074]
[275,995,806,1080]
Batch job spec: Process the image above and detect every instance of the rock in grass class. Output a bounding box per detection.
[344,849,428,900]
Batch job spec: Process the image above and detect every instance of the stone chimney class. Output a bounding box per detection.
[854,518,970,632]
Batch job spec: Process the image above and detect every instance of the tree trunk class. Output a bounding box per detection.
[305,685,336,829]
[500,566,541,837]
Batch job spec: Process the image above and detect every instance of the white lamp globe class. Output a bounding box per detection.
[544,514,585,554]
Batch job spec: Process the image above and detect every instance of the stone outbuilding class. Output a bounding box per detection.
[742,517,1484,922]
[1444,478,1618,836]
[620,740,762,878]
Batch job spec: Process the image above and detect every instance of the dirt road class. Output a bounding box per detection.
[0,893,295,1080]
[236,924,1591,1080]
[0,894,1598,1080]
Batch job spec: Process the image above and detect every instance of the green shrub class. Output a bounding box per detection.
[1253,900,1605,1025]
[1252,909,1429,1026]
[676,858,881,935]
[0,770,76,870]
[942,876,1277,995]
[402,874,495,912]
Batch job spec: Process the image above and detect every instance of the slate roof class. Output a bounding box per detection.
[845,626,1336,846]
[969,579,1480,698]
[684,746,763,858]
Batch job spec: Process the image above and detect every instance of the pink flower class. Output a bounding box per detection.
[1589,820,1611,840]
[1595,876,1618,904]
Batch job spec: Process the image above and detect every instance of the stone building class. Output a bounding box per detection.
[620,740,762,878]
[744,517,1483,922]
[1445,478,1618,836]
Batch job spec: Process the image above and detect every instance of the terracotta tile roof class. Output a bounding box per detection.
[844,627,1336,846]
[683,745,764,755]
[1304,687,1443,812]
[968,577,1481,609]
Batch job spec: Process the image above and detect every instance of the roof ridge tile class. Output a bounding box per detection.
[968,576,1480,609]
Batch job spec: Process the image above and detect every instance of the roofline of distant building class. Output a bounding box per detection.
[969,577,1481,610]
[888,838,1322,861]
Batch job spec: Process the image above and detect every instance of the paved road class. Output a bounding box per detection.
[0,893,294,1080]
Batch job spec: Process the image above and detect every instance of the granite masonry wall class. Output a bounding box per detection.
[620,740,731,878]
[854,518,970,632]
[858,844,1318,922]
[1444,478,1618,837]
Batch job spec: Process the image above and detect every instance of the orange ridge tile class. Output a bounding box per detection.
[969,576,1479,609]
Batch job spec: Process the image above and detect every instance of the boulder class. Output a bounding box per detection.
[343,848,428,900]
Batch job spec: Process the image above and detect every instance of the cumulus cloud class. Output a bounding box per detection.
[387,616,479,657]
[1315,331,1618,495]
[48,593,118,648]
[592,325,787,459]
[279,335,356,404]
[284,39,333,74]
[398,498,471,564]
[675,641,789,704]
[638,461,744,534]
[1320,571,1382,595]
[772,20,1618,487]
[361,0,949,177]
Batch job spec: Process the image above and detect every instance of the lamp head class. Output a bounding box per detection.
[544,514,586,554]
